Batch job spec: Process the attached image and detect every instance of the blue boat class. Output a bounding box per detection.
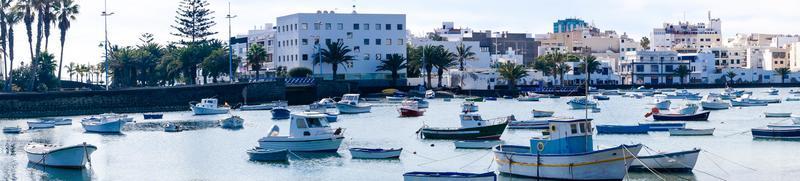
[403,171,496,181]
[593,95,610,100]
[652,111,710,121]
[596,125,649,134]
[271,107,291,119]
[638,122,686,131]
[143,113,163,119]
[485,97,497,101]
[752,128,800,139]
[325,113,338,122]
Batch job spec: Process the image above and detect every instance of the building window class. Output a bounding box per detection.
[363,53,370,60]
[325,23,332,30]
[347,32,353,39]
[651,65,659,73]
[376,39,382,45]
[363,39,369,45]
[354,46,360,53]
[302,39,308,45]
[376,54,382,60]
[385,24,391,30]
[337,23,343,30]
[376,24,382,30]
[302,54,308,61]
[314,23,321,30]
[364,24,370,30]
[398,39,404,45]
[353,24,360,30]
[397,24,403,30]
[665,65,674,72]
[301,23,308,30]
[386,39,392,45]
[636,65,644,72]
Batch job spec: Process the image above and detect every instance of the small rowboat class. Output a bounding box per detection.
[454,140,503,149]
[403,172,496,181]
[27,120,55,129]
[39,118,72,126]
[25,142,97,168]
[271,107,291,119]
[220,116,244,129]
[593,95,610,100]
[3,126,22,134]
[163,122,181,132]
[652,111,710,121]
[596,125,649,134]
[240,104,274,111]
[143,113,164,119]
[349,148,402,159]
[639,122,686,131]
[767,124,800,128]
[247,147,288,162]
[630,148,701,172]
[669,128,714,136]
[765,112,792,118]
[752,127,800,139]
[531,109,554,117]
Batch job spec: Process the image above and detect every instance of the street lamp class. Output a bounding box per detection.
[225,2,237,83]
[101,0,114,90]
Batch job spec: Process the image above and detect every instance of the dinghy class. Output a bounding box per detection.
[246,147,288,162]
[630,148,701,172]
[508,120,549,129]
[349,148,402,159]
[752,127,800,139]
[220,116,244,129]
[240,103,274,111]
[27,120,55,129]
[567,97,597,109]
[40,118,72,126]
[163,122,181,132]
[531,109,554,117]
[403,172,496,181]
[408,97,429,108]
[639,122,686,131]
[646,108,710,121]
[399,100,425,117]
[81,115,126,133]
[454,140,503,149]
[700,94,729,110]
[593,95,610,100]
[25,142,97,168]
[271,107,291,119]
[517,92,542,101]
[143,113,163,119]
[669,128,714,136]
[765,112,792,118]
[3,126,22,134]
[258,112,344,152]
[461,101,479,112]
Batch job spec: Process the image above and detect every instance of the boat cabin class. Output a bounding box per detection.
[197,98,219,108]
[459,113,489,128]
[289,112,337,137]
[339,94,361,105]
[531,119,594,154]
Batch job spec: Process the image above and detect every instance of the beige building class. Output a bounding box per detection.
[764,48,790,70]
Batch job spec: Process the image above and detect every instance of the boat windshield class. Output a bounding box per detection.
[306,118,328,128]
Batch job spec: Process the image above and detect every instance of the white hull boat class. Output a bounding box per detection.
[730,100,768,107]
[386,96,405,103]
[630,148,700,172]
[81,118,125,133]
[701,101,729,110]
[654,100,671,110]
[403,172,496,181]
[163,122,181,132]
[508,120,549,129]
[259,135,344,152]
[27,120,55,129]
[25,143,97,168]
[765,112,792,118]
[454,140,503,149]
[258,113,345,152]
[494,144,642,180]
[669,128,714,136]
[531,109,554,117]
[349,148,402,159]
[240,104,273,111]
[220,116,244,129]
[40,118,72,126]
[191,106,230,115]
[3,126,22,134]
[567,98,597,109]
[336,103,372,114]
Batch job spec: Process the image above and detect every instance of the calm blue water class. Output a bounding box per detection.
[2,88,800,180]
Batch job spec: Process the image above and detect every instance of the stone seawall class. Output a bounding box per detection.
[0,81,287,119]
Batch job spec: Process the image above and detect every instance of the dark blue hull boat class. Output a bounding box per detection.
[271,108,291,119]
[653,111,710,121]
[752,128,800,139]
[596,125,649,134]
[639,122,686,131]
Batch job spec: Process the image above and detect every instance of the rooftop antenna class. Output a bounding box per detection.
[352,0,357,14]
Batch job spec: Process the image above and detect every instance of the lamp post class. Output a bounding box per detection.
[101,0,114,90]
[225,2,237,83]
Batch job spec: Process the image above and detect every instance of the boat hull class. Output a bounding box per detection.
[349,148,402,159]
[143,114,163,119]
[271,109,291,119]
[700,101,729,110]
[400,108,424,117]
[653,111,710,121]
[240,104,273,111]
[27,121,55,129]
[752,128,800,139]
[26,145,97,168]
[596,125,649,134]
[655,101,671,110]
[81,120,124,133]
[191,106,230,115]
[336,103,372,114]
[258,136,344,152]
[639,122,686,131]
[517,97,540,101]
[532,111,554,118]
[421,122,508,140]
[247,149,288,162]
[669,128,714,136]
[730,101,768,107]
[765,112,792,118]
[403,172,496,181]
[630,149,700,172]
[494,144,642,180]
[220,117,244,129]
[508,120,549,129]
[454,140,503,149]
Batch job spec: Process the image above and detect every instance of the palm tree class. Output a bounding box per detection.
[533,55,555,85]
[540,51,576,85]
[420,45,436,89]
[454,43,475,71]
[577,55,601,86]
[430,46,455,88]
[726,71,736,85]
[245,44,266,80]
[65,62,74,80]
[39,0,56,51]
[16,0,37,89]
[54,0,77,81]
[674,65,691,84]
[375,53,406,87]
[313,41,354,80]
[775,67,791,83]
[0,0,11,81]
[497,62,528,90]
[2,2,19,91]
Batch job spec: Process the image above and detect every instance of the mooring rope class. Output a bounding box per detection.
[623,146,666,181]
[702,149,757,171]
[459,150,492,170]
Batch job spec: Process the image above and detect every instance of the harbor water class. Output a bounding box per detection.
[2,88,800,180]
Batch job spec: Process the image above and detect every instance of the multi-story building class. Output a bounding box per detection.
[651,14,722,52]
[463,31,538,65]
[619,51,689,84]
[745,47,767,69]
[539,18,622,54]
[679,52,715,83]
[763,48,789,70]
[553,18,588,33]
[231,23,276,76]
[562,58,620,85]
[709,47,746,69]
[790,42,800,71]
[274,11,406,84]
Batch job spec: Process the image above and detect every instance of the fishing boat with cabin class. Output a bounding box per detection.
[336,94,372,114]
[258,112,344,152]
[419,113,510,140]
[190,98,230,115]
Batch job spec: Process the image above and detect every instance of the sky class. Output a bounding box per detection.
[7,0,800,78]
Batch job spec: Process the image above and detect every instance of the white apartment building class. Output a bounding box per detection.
[492,47,524,65]
[790,42,800,71]
[678,52,715,83]
[651,14,722,52]
[231,23,276,76]
[745,47,767,69]
[709,47,746,69]
[274,11,406,82]
[619,51,690,84]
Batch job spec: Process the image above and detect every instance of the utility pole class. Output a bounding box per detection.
[101,0,114,90]
[225,2,237,83]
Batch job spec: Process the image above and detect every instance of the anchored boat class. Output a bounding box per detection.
[669,128,714,136]
[3,126,22,134]
[399,100,425,117]
[508,119,549,129]
[630,148,701,172]
[25,142,97,168]
[461,101,479,112]
[336,94,372,114]
[143,113,163,119]
[81,114,126,133]
[752,127,800,139]
[349,148,402,159]
[493,119,642,180]
[567,97,597,109]
[596,125,650,134]
[403,172,496,181]
[531,109,554,118]
[700,94,730,110]
[419,113,510,140]
[27,119,55,129]
[271,107,291,119]
[247,147,288,162]
[220,116,244,129]
[639,122,686,131]
[258,112,344,152]
[191,98,230,115]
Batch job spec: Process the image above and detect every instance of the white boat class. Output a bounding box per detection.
[653,96,671,110]
[25,142,97,168]
[508,119,549,129]
[239,103,273,111]
[630,148,701,172]
[27,120,55,129]
[517,92,542,101]
[99,113,134,122]
[461,101,479,112]
[669,128,715,136]
[567,97,597,109]
[164,122,181,132]
[765,88,779,95]
[672,103,699,115]
[247,148,288,162]
[258,112,344,152]
[786,95,800,101]
[701,94,730,110]
[81,115,126,133]
[531,109,554,117]
[336,94,372,114]
[454,140,503,149]
[731,95,769,107]
[191,98,230,115]
[591,107,602,113]
[220,116,244,129]
[317,98,337,108]
[40,118,72,126]
[3,126,22,134]
[403,172,496,181]
[425,90,436,99]
[349,148,402,159]
[494,119,642,180]
[765,112,792,118]
[386,96,405,103]
[665,90,701,100]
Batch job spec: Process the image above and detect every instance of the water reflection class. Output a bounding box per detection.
[26,162,92,181]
